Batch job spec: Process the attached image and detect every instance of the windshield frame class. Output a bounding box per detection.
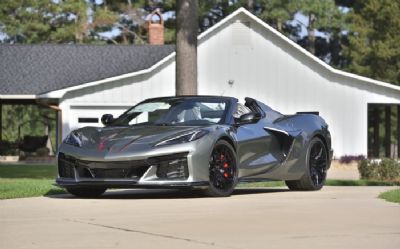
[107,96,234,127]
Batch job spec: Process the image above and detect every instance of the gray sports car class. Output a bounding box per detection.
[56,96,333,197]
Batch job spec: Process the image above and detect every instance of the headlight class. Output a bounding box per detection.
[63,132,82,147]
[154,130,209,147]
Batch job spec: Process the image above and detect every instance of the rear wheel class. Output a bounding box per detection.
[285,137,328,191]
[204,140,237,197]
[66,187,107,198]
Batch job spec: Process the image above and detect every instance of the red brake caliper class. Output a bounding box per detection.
[221,154,229,178]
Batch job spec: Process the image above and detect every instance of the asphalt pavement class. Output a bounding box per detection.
[1,186,399,249]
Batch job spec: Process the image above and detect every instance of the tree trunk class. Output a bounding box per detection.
[176,0,198,96]
[276,18,283,32]
[307,13,316,55]
[247,0,254,11]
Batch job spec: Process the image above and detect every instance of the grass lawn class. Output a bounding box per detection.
[1,164,400,200]
[379,189,400,204]
[0,164,57,178]
[239,179,400,188]
[0,164,66,200]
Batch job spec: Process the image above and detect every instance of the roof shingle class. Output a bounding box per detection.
[0,44,175,95]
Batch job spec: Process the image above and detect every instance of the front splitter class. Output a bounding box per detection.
[56,178,209,189]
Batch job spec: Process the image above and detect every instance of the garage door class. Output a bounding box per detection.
[69,106,130,131]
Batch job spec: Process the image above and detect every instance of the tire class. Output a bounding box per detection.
[285,137,328,191]
[204,140,238,197]
[66,187,107,197]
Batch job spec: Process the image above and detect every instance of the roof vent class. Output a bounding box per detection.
[146,10,164,45]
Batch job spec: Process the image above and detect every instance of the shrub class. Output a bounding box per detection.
[36,147,50,157]
[358,158,400,181]
[0,140,11,155]
[0,141,19,155]
[339,155,366,164]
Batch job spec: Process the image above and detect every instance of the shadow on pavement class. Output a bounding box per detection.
[47,187,289,200]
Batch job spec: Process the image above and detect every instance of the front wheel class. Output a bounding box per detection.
[66,187,107,198]
[204,140,238,197]
[285,137,328,191]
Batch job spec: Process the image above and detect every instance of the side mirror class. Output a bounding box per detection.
[101,114,114,126]
[236,112,261,125]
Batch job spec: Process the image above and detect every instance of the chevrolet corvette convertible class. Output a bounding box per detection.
[56,96,332,197]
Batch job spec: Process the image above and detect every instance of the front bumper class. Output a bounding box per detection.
[55,137,214,189]
[56,178,208,189]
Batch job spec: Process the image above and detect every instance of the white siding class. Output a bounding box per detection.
[197,14,400,157]
[60,58,175,137]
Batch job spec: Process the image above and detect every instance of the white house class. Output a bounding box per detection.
[1,8,399,158]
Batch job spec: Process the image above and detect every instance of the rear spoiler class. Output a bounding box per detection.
[296,111,319,115]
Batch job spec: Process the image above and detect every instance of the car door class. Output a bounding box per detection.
[233,101,284,179]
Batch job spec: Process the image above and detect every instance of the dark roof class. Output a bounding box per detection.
[144,95,238,102]
[0,44,175,95]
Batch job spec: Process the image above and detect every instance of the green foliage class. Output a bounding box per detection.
[297,0,342,30]
[358,159,400,181]
[1,105,57,151]
[379,188,400,204]
[0,0,55,43]
[257,0,298,31]
[0,0,118,44]
[344,0,400,85]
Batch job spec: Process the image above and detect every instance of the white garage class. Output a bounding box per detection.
[1,8,400,158]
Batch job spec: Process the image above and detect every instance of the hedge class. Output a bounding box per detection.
[358,158,400,181]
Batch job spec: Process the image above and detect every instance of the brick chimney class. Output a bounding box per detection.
[147,10,164,45]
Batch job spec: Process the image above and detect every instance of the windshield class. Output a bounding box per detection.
[110,98,229,126]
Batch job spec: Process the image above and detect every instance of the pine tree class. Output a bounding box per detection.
[0,0,54,43]
[257,0,297,32]
[344,0,400,85]
[296,0,343,55]
[0,0,118,44]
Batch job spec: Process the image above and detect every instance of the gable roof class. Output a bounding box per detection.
[45,7,400,98]
[1,7,399,100]
[198,8,400,93]
[0,44,174,96]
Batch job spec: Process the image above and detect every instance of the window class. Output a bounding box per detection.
[110,98,229,126]
[78,118,99,123]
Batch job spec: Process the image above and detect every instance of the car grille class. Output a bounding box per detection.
[58,153,150,179]
[58,154,75,178]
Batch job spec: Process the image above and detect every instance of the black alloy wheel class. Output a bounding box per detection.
[309,139,328,187]
[205,140,237,197]
[285,137,328,191]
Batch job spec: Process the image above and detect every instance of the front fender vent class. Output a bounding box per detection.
[149,153,189,180]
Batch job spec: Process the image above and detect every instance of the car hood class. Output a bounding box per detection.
[66,125,203,153]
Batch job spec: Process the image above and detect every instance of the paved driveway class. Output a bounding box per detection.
[1,186,399,249]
